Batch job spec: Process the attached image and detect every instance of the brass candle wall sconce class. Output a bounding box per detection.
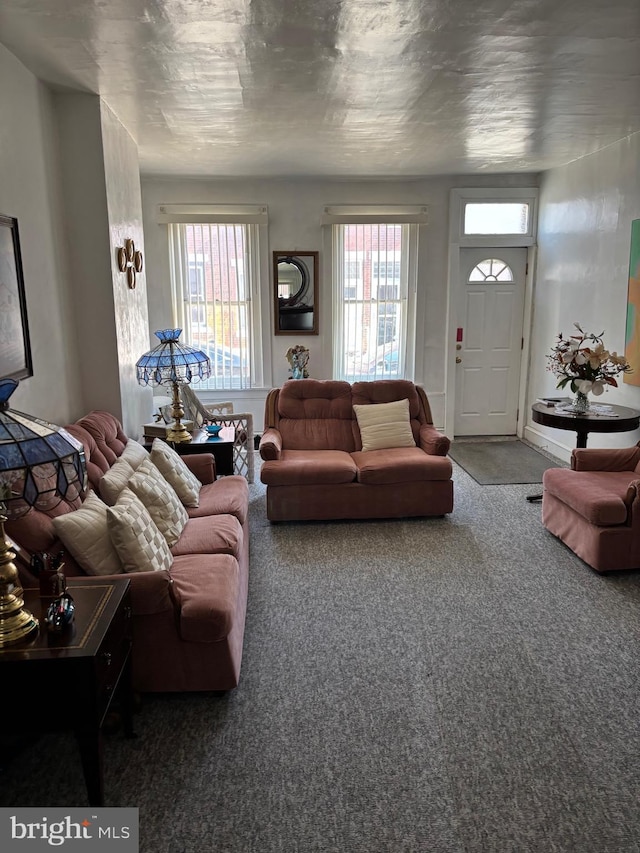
[116,238,144,289]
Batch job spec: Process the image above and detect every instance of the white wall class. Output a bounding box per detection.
[55,93,121,418]
[142,174,537,430]
[55,94,152,436]
[100,103,152,436]
[526,132,640,457]
[1,46,152,436]
[0,43,82,423]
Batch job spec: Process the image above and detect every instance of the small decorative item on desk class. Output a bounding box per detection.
[546,323,632,414]
[44,589,75,634]
[31,552,74,632]
[205,424,222,438]
[32,550,66,599]
[286,344,310,379]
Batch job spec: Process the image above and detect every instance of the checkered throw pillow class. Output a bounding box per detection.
[107,488,173,573]
[149,439,202,507]
[128,457,188,547]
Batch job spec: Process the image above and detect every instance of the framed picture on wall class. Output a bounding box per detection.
[0,214,33,381]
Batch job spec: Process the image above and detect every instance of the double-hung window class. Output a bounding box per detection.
[163,205,268,390]
[325,207,425,382]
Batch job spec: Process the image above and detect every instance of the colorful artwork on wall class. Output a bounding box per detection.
[624,219,640,386]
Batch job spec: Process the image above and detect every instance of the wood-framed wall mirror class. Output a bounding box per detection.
[273,251,319,335]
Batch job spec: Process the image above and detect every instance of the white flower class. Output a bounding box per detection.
[577,378,605,395]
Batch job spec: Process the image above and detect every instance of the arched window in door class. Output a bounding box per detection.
[468,258,514,282]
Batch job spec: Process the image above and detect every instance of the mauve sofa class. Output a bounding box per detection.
[259,379,453,521]
[7,411,249,693]
[542,442,640,572]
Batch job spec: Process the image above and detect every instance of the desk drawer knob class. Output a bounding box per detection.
[101,652,112,666]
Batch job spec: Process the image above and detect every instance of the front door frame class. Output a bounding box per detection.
[444,188,538,439]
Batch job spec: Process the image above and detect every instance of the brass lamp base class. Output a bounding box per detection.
[166,422,192,444]
[0,517,38,647]
[0,591,38,646]
[166,381,192,444]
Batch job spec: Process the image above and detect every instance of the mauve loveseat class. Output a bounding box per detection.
[259,379,453,522]
[7,411,249,693]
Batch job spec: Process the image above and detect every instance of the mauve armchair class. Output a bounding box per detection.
[542,442,640,572]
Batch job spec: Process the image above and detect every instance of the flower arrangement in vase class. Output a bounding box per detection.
[546,323,632,413]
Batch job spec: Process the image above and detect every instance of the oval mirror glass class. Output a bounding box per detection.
[273,251,319,335]
[277,259,305,303]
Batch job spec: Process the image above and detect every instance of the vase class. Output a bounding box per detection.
[572,390,590,414]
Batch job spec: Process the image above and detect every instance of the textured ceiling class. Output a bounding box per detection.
[1,0,640,178]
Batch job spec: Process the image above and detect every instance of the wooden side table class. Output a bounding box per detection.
[144,427,235,476]
[532,399,640,448]
[0,578,134,806]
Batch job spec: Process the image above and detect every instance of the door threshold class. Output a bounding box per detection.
[452,435,518,443]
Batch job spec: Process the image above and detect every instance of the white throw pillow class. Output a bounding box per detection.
[52,491,123,576]
[99,457,136,506]
[107,488,173,574]
[149,438,201,507]
[128,457,188,547]
[120,439,149,469]
[100,441,149,505]
[353,398,416,452]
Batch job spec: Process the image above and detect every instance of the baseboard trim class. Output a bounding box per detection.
[523,425,572,464]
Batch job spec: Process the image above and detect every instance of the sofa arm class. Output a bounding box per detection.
[572,443,640,472]
[623,480,640,524]
[419,424,450,457]
[260,428,283,461]
[183,453,216,484]
[81,570,175,616]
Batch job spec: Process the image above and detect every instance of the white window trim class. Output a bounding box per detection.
[157,204,268,225]
[322,205,428,225]
[449,188,538,248]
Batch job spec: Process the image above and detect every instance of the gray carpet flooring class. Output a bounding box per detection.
[1,457,640,853]
[448,439,559,484]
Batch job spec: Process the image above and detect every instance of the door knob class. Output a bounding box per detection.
[455,357,462,364]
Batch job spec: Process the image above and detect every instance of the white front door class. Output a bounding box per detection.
[454,248,527,436]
